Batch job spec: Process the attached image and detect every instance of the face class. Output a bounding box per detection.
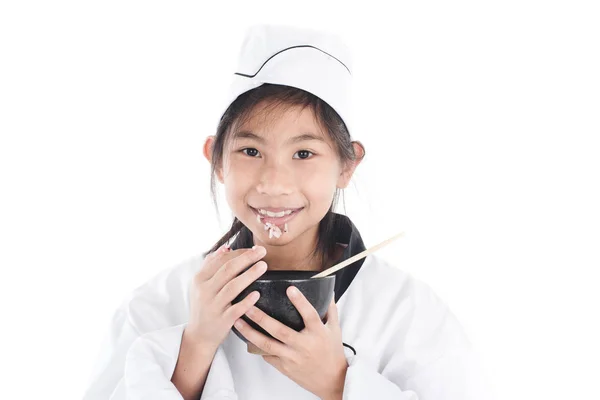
[204,101,357,247]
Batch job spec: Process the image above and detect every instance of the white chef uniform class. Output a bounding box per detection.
[82,213,494,399]
[83,24,495,400]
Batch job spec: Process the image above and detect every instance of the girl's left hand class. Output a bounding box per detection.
[234,286,348,400]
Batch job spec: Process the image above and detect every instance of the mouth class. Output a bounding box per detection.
[249,206,304,228]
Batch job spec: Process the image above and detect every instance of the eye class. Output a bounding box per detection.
[241,148,314,159]
[241,148,260,157]
[293,150,314,160]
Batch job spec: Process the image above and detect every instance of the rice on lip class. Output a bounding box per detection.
[255,212,289,238]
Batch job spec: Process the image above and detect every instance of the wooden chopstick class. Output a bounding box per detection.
[311,232,405,279]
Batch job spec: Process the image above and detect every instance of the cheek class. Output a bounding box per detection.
[300,159,339,184]
[299,162,339,201]
[223,163,254,207]
[305,185,336,209]
[223,153,255,181]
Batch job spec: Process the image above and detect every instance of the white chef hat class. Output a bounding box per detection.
[215,24,354,136]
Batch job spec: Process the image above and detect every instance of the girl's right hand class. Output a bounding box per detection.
[184,244,268,351]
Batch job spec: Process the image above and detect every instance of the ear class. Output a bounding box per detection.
[337,141,365,189]
[203,135,224,184]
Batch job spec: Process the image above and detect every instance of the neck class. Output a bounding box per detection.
[253,224,325,271]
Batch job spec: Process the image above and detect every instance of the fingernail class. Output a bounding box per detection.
[288,286,299,297]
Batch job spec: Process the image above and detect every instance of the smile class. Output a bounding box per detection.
[249,206,303,227]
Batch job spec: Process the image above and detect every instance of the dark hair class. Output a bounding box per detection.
[203,83,365,270]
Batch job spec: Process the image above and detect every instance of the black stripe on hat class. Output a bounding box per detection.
[234,45,352,78]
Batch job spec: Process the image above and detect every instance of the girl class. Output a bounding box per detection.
[83,24,493,400]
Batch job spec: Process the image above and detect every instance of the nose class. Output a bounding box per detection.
[255,160,294,196]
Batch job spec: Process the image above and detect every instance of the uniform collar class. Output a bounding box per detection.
[229,212,366,302]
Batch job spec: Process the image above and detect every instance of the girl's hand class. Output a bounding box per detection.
[234,287,348,400]
[185,244,268,352]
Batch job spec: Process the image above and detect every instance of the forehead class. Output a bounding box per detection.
[231,101,330,144]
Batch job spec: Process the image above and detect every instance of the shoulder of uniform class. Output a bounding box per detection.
[119,253,206,333]
[361,254,472,360]
[359,254,450,315]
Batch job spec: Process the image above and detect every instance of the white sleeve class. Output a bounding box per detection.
[81,304,189,399]
[118,323,187,399]
[82,257,202,399]
[197,345,238,400]
[341,318,495,400]
[403,345,494,400]
[84,313,238,400]
[82,300,144,400]
[121,324,238,400]
[342,352,419,399]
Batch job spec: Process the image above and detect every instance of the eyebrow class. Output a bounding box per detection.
[232,130,327,145]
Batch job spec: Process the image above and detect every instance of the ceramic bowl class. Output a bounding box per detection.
[231,270,336,344]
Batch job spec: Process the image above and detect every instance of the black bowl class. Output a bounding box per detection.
[231,270,336,344]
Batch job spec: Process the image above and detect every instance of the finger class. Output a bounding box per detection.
[233,318,292,358]
[286,286,323,330]
[212,242,231,256]
[206,242,233,262]
[324,297,340,330]
[197,247,248,281]
[214,260,267,306]
[223,290,261,325]
[210,246,266,291]
[244,305,299,346]
[262,355,283,371]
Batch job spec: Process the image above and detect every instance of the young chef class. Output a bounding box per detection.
[83,24,494,400]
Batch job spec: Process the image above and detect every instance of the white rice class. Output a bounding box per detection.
[259,216,287,239]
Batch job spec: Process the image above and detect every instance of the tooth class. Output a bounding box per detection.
[266,211,275,217]
[260,209,267,215]
[284,210,292,215]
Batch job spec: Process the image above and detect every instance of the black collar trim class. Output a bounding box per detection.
[229,212,366,302]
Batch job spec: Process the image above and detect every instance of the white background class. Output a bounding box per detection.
[1,1,598,399]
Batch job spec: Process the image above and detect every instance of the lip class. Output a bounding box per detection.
[251,206,304,213]
[250,206,304,227]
